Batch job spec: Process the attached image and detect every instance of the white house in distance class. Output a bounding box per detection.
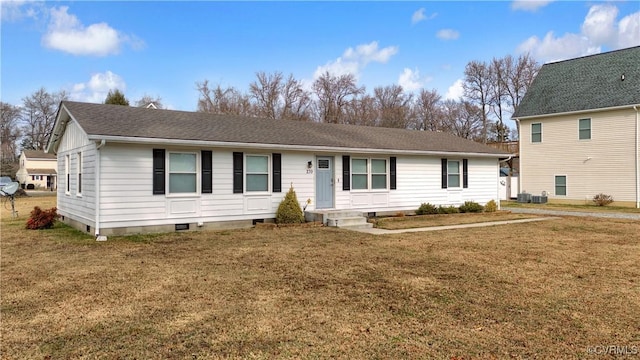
[513,46,640,207]
[47,101,508,237]
[16,150,58,190]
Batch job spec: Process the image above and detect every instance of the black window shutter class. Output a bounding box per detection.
[390,157,397,190]
[153,149,165,195]
[441,158,448,189]
[462,159,468,188]
[201,150,212,194]
[272,153,281,193]
[233,152,243,194]
[342,155,350,191]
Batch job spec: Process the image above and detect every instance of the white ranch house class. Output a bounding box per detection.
[47,101,508,237]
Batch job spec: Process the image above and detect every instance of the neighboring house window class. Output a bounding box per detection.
[169,152,197,194]
[371,159,387,189]
[77,152,82,195]
[65,154,70,194]
[531,123,542,143]
[555,175,567,196]
[246,155,269,192]
[351,159,368,190]
[441,158,468,189]
[579,118,591,140]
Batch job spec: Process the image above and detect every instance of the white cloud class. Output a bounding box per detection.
[313,41,399,80]
[436,29,460,41]
[0,0,44,22]
[42,6,143,56]
[581,4,618,46]
[445,79,464,100]
[70,71,127,103]
[412,8,436,24]
[398,68,423,92]
[517,4,640,62]
[511,0,554,12]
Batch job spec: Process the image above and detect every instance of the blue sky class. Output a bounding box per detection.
[2,1,639,111]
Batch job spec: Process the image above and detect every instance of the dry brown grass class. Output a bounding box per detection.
[2,195,640,359]
[374,212,539,230]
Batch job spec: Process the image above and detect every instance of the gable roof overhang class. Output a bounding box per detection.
[512,103,640,121]
[46,102,72,155]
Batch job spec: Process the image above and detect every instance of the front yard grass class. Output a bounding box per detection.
[502,200,640,214]
[2,195,639,358]
[373,212,539,230]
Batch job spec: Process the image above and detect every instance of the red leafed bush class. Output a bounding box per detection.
[26,206,59,230]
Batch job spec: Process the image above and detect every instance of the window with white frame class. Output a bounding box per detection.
[531,123,542,143]
[579,118,591,140]
[447,160,461,188]
[77,152,82,195]
[351,158,368,190]
[65,154,70,194]
[371,159,387,189]
[246,155,269,192]
[169,152,197,194]
[555,175,567,196]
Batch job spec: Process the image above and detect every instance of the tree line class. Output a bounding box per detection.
[1,54,539,177]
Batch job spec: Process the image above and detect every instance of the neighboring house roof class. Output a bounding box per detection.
[50,101,507,157]
[23,150,57,160]
[26,168,57,175]
[513,46,640,118]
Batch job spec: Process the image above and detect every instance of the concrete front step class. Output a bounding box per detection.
[327,216,370,228]
[337,223,374,230]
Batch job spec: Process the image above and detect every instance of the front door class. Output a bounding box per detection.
[315,156,334,209]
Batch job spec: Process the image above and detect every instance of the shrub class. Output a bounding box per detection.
[459,201,484,213]
[437,205,460,214]
[415,203,438,215]
[275,185,305,224]
[484,200,498,213]
[592,193,614,206]
[26,206,59,230]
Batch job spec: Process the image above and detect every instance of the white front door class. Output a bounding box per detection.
[316,156,334,209]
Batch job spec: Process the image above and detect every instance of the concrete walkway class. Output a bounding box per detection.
[502,207,640,220]
[351,216,559,235]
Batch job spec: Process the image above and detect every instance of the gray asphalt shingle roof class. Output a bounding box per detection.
[23,150,57,160]
[513,46,640,118]
[59,101,507,156]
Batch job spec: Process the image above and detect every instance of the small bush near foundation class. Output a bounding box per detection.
[484,200,498,213]
[592,193,614,206]
[437,205,460,214]
[26,206,59,230]
[459,201,484,213]
[276,185,305,224]
[415,203,438,215]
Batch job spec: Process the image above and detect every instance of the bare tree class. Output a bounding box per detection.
[249,71,283,119]
[344,94,377,126]
[196,80,253,116]
[136,94,164,109]
[281,74,312,121]
[373,85,412,129]
[441,99,483,140]
[21,88,68,151]
[489,57,509,142]
[312,72,364,124]
[463,61,492,143]
[1,102,22,164]
[503,53,540,115]
[412,88,443,131]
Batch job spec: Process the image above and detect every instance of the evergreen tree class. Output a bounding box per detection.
[275,184,305,224]
[105,89,130,106]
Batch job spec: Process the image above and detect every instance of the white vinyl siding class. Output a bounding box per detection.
[519,108,638,203]
[169,152,197,194]
[579,118,591,140]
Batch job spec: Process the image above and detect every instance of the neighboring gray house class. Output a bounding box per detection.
[513,46,640,207]
[47,101,508,237]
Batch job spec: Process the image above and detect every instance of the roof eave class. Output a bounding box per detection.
[87,134,508,158]
[512,103,640,121]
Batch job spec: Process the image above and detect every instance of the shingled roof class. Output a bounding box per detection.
[23,150,57,160]
[513,46,640,118]
[53,101,507,156]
